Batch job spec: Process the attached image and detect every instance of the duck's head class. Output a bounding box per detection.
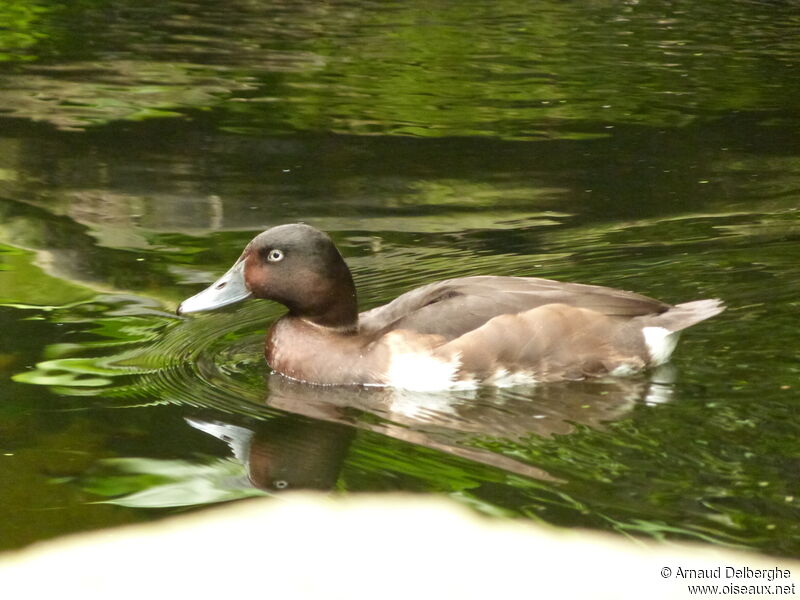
[177,224,358,329]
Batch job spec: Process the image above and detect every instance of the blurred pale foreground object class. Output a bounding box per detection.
[0,493,795,599]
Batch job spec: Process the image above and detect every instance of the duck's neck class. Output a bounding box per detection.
[289,267,359,331]
[294,297,358,331]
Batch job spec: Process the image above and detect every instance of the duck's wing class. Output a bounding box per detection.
[358,275,670,340]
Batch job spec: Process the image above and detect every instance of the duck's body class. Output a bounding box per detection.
[178,224,724,391]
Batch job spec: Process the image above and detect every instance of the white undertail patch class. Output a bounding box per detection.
[642,326,680,366]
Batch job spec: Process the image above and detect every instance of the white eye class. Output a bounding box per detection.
[267,248,284,262]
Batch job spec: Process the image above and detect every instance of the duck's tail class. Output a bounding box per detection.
[637,299,725,366]
[648,298,726,332]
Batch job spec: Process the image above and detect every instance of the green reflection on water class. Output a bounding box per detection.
[0,244,93,306]
[82,457,266,508]
[0,1,798,134]
[0,1,52,63]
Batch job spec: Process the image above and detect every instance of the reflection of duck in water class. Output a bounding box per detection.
[178,224,723,391]
[263,367,676,439]
[188,368,676,490]
[187,416,355,492]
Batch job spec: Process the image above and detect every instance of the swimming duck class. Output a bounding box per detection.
[177,224,724,391]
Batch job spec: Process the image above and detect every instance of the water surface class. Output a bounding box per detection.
[1,0,799,556]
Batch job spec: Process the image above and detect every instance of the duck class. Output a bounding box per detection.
[177,223,724,391]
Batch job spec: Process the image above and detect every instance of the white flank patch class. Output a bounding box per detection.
[642,326,680,366]
[386,351,471,392]
[487,368,538,388]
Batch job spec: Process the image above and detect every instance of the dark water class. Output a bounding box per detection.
[1,0,800,555]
